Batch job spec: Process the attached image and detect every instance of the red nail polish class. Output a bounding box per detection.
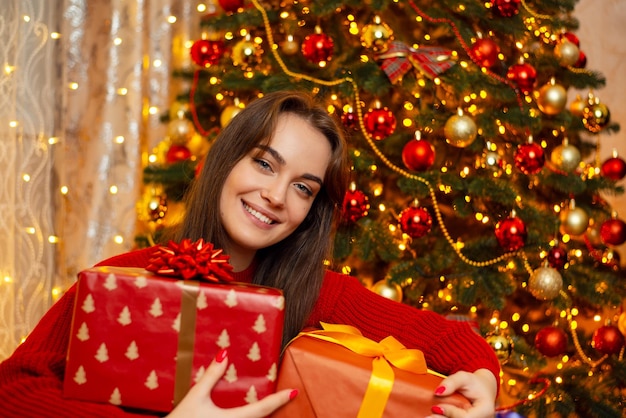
[431,405,445,415]
[215,349,228,363]
[288,389,298,400]
[434,385,446,395]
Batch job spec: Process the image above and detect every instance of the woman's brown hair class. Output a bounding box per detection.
[177,90,349,347]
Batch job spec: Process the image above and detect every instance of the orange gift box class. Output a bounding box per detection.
[63,266,284,413]
[271,323,471,418]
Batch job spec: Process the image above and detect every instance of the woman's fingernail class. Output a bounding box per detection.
[434,385,446,395]
[215,349,228,363]
[288,389,299,400]
[431,405,445,415]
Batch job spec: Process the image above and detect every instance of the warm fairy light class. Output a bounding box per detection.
[48,137,59,144]
[349,22,359,35]
[51,32,61,39]
[149,106,158,115]
[521,324,529,332]
[167,15,177,24]
[109,186,118,194]
[114,235,124,244]
[402,118,412,127]
[22,174,31,182]
[153,59,162,68]
[51,287,62,298]
[507,378,516,386]
[398,243,407,251]
[9,120,18,127]
[117,88,128,95]
[60,186,68,195]
[216,93,224,100]
[470,306,477,313]
[479,90,487,99]
[4,276,12,283]
[25,227,35,234]
[197,3,207,12]
[148,154,157,163]
[593,315,602,322]
[23,15,31,22]
[498,125,505,134]
[555,376,563,384]
[113,38,122,46]
[224,32,234,40]
[389,224,397,232]
[489,317,498,326]
[561,234,571,243]
[341,266,352,275]
[69,82,79,90]
[5,64,15,74]
[48,236,59,244]
[571,308,579,316]
[209,77,218,84]
[512,313,520,321]
[115,136,124,144]
[499,321,509,330]
[417,79,426,87]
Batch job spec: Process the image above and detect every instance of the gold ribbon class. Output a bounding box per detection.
[298,323,428,418]
[173,280,200,405]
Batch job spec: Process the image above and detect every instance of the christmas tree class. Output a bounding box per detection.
[137,0,626,416]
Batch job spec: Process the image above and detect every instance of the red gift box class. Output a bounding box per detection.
[271,323,471,418]
[63,266,284,413]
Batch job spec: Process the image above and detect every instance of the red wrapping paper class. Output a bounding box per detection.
[63,266,284,413]
[271,325,471,418]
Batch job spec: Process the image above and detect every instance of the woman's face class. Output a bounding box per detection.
[219,113,332,270]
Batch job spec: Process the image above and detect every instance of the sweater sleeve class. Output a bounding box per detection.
[306,271,501,386]
[0,248,158,418]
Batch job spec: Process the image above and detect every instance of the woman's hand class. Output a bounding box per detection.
[167,349,297,418]
[427,368,497,418]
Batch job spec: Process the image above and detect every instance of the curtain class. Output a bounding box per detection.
[0,0,200,359]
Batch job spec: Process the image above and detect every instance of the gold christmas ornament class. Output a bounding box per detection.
[231,36,261,69]
[582,96,611,133]
[168,118,194,143]
[220,104,244,128]
[569,94,586,117]
[371,280,403,303]
[281,34,299,56]
[485,332,513,364]
[536,78,567,115]
[550,139,581,172]
[617,311,626,337]
[560,202,589,236]
[186,133,210,157]
[361,15,394,53]
[554,39,580,67]
[529,266,563,300]
[444,108,477,148]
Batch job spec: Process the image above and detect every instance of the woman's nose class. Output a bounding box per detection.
[260,181,287,207]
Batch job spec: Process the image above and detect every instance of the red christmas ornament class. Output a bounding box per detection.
[535,326,568,357]
[218,0,244,13]
[592,325,625,355]
[600,156,626,181]
[342,189,370,223]
[363,107,396,140]
[574,50,587,68]
[190,39,226,67]
[341,109,358,130]
[547,246,568,270]
[506,62,537,94]
[490,0,521,17]
[514,142,545,175]
[166,144,192,163]
[301,32,334,64]
[495,216,527,251]
[560,32,580,47]
[399,207,432,238]
[471,38,500,68]
[600,218,626,246]
[402,137,435,171]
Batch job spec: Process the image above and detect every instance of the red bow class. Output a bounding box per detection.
[146,239,234,282]
[377,41,455,83]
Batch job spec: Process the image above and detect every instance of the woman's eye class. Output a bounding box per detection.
[253,158,272,171]
[295,183,313,196]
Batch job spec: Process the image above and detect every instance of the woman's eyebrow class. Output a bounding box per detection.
[255,144,323,186]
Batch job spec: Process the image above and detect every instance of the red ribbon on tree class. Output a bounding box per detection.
[377,41,455,83]
[146,239,234,282]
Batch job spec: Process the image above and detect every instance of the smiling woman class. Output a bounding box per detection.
[0,91,500,418]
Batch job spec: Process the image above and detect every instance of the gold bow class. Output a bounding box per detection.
[298,322,429,418]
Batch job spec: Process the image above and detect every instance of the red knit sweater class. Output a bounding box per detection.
[0,247,501,417]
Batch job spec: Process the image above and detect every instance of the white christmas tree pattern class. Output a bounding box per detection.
[245,386,258,404]
[252,314,266,334]
[216,329,230,349]
[273,296,285,311]
[109,388,122,405]
[117,306,132,326]
[125,340,139,360]
[145,370,159,390]
[266,363,277,382]
[81,294,95,313]
[134,275,148,288]
[247,342,261,362]
[194,366,206,383]
[197,291,208,310]
[172,312,181,332]
[224,289,238,308]
[73,365,87,385]
[103,273,117,291]
[149,298,163,317]
[95,343,109,363]
[224,363,237,383]
[76,322,89,342]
